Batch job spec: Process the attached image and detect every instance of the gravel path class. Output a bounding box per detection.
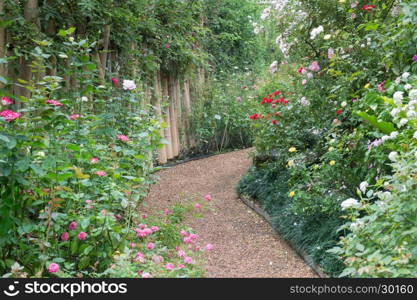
[144,148,317,278]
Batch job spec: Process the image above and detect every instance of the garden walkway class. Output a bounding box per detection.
[145,148,317,277]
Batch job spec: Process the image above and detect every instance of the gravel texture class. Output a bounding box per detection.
[144,148,317,278]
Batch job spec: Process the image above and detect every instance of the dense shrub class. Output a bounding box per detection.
[239,0,417,277]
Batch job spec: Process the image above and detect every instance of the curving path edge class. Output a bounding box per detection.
[144,148,317,278]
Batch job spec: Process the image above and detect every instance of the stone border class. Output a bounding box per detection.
[239,195,329,278]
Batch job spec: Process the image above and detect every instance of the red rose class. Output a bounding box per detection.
[361,5,376,10]
[336,110,343,115]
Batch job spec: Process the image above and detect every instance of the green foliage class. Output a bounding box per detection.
[240,0,417,278]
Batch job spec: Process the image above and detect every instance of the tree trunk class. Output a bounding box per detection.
[162,75,174,159]
[168,75,179,157]
[183,79,193,148]
[0,0,6,89]
[98,24,111,82]
[154,71,167,164]
[17,0,40,99]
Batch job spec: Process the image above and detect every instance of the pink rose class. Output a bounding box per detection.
[117,134,129,142]
[95,171,106,176]
[165,263,175,271]
[194,203,201,209]
[90,157,99,164]
[0,110,21,122]
[46,99,63,106]
[61,232,69,241]
[69,221,77,230]
[48,263,60,273]
[1,97,13,105]
[147,242,155,250]
[69,114,80,120]
[78,232,87,240]
[184,256,193,264]
[206,244,214,251]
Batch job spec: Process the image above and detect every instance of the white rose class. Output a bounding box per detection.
[359,181,368,193]
[388,151,398,162]
[341,198,360,210]
[404,84,412,90]
[323,34,331,40]
[341,101,347,108]
[393,91,404,105]
[402,72,410,80]
[122,80,136,91]
[406,110,416,118]
[390,131,398,139]
[390,108,400,117]
[399,118,408,127]
[409,89,417,101]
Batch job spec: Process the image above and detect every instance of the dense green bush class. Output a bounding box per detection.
[239,0,417,277]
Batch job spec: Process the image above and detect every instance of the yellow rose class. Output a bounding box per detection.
[289,191,296,198]
[329,160,336,166]
[287,160,295,167]
[288,147,297,153]
[364,83,370,89]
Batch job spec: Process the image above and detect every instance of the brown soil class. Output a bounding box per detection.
[144,148,317,278]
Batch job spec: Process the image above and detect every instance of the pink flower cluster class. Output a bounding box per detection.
[0,109,21,122]
[1,97,13,105]
[135,223,159,238]
[117,134,129,142]
[46,99,63,106]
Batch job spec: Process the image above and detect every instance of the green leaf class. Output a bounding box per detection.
[16,157,30,172]
[354,111,395,134]
[78,256,90,270]
[30,164,46,177]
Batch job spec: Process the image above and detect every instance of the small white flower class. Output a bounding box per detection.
[388,151,398,162]
[323,34,331,40]
[379,191,392,201]
[409,89,417,101]
[406,110,416,118]
[341,198,360,210]
[81,96,88,102]
[395,77,401,84]
[299,97,310,106]
[390,131,398,139]
[381,135,390,142]
[402,72,410,80]
[399,118,408,127]
[393,91,404,105]
[69,37,75,42]
[341,101,347,108]
[310,25,324,40]
[307,72,313,79]
[390,108,400,117]
[58,53,68,59]
[413,131,417,139]
[404,84,412,90]
[350,219,364,231]
[122,80,136,90]
[269,61,278,73]
[359,181,368,193]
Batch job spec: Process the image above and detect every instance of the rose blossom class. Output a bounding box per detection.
[48,263,60,273]
[69,221,77,230]
[1,97,13,105]
[90,157,99,164]
[122,80,136,90]
[69,114,80,120]
[78,232,87,240]
[117,134,129,142]
[46,99,63,106]
[61,232,69,241]
[95,171,106,176]
[0,110,21,122]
